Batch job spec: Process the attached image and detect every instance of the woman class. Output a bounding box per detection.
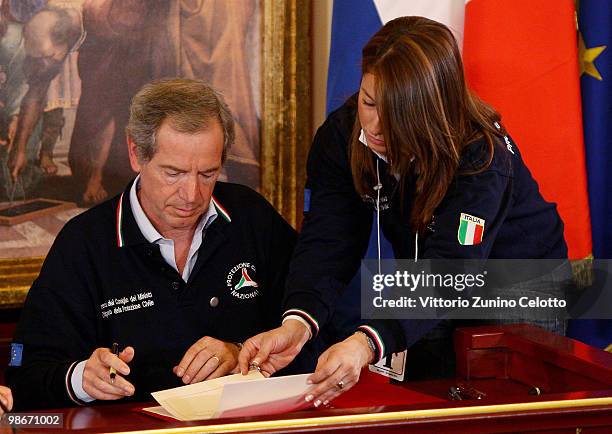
[239,16,568,406]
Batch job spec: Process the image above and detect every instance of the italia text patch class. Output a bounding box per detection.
[458,213,485,246]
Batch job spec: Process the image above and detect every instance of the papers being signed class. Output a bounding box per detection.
[144,370,312,421]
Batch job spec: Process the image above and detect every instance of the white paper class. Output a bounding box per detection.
[150,371,312,421]
[216,374,312,418]
[141,405,174,419]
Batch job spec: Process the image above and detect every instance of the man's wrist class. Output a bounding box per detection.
[282,309,319,337]
[282,315,312,339]
[282,318,311,344]
[69,360,95,404]
[353,331,376,365]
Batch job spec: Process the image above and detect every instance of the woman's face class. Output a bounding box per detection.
[358,73,386,155]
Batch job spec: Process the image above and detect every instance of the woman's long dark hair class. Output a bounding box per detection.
[351,16,504,232]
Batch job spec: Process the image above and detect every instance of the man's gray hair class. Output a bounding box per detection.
[126,78,235,163]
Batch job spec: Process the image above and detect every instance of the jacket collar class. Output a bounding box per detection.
[210,196,231,223]
[115,179,232,248]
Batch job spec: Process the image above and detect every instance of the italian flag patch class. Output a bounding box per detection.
[458,213,485,246]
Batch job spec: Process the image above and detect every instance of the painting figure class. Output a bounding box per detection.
[70,0,260,204]
[3,3,82,200]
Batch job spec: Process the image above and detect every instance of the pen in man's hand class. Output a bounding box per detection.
[110,342,119,384]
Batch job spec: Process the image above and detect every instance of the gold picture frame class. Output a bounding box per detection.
[0,0,311,308]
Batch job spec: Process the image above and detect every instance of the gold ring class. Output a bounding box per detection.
[210,355,220,364]
[336,380,344,390]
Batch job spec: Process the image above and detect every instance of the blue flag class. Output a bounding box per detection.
[326,0,382,114]
[567,0,612,350]
[580,0,612,259]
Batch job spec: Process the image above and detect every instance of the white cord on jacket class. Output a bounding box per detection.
[374,159,419,271]
[375,159,382,275]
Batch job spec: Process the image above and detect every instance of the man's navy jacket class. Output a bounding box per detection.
[7,181,313,409]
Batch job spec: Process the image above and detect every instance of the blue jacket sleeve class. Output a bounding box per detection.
[6,222,99,410]
[282,111,372,335]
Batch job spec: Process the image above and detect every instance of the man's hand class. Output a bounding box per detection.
[238,320,310,376]
[174,337,239,384]
[82,346,135,400]
[0,385,13,415]
[305,332,374,407]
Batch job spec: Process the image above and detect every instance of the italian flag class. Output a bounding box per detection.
[458,213,484,246]
[463,0,591,259]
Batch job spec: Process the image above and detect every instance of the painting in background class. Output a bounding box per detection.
[0,0,261,259]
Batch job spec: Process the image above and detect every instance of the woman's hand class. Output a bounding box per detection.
[305,332,374,407]
[238,320,311,376]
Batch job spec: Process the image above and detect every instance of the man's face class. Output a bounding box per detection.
[128,120,224,236]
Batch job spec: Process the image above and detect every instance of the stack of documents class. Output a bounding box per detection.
[143,371,312,421]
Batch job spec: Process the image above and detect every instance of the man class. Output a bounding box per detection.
[6,78,306,410]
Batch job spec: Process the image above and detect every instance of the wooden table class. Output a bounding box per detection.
[8,325,612,433]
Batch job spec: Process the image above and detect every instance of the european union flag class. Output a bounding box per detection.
[580,0,611,259]
[567,0,612,350]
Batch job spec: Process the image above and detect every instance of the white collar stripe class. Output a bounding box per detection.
[116,193,125,248]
